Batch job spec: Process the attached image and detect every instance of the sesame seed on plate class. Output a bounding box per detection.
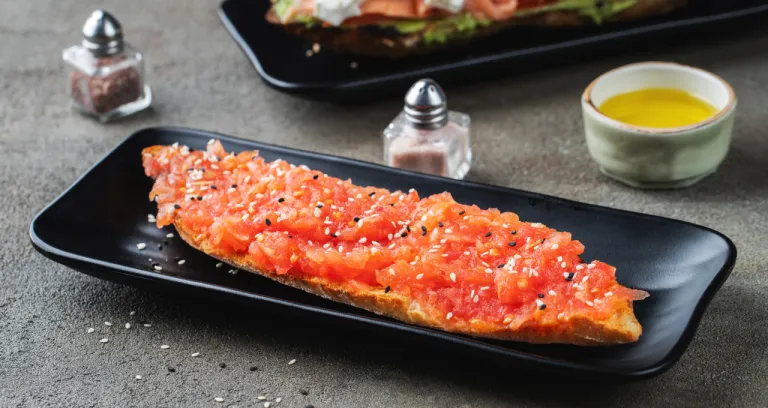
[153,265,162,271]
[177,259,186,265]
[288,359,297,365]
[100,338,109,343]
[125,323,131,329]
[191,352,200,357]
[160,345,170,349]
[104,322,112,326]
[143,323,151,327]
[130,311,136,316]
[136,243,146,250]
[135,375,142,380]
[166,233,174,238]
[216,262,223,268]
[257,396,267,401]
[87,327,95,333]
[276,398,282,403]
[264,402,272,408]
[214,397,224,403]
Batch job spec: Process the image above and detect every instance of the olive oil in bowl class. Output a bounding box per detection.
[599,88,718,129]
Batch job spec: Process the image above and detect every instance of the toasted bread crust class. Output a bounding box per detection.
[174,217,642,345]
[269,0,689,58]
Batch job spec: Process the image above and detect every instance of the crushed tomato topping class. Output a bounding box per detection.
[144,141,648,326]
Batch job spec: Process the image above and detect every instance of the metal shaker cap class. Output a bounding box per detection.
[404,79,448,129]
[82,10,124,57]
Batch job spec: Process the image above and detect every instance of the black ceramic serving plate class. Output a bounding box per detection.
[31,127,735,380]
[218,0,768,101]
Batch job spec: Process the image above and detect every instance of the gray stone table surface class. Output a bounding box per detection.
[2,1,767,407]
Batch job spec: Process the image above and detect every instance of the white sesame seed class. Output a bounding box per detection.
[166,233,174,238]
[480,286,490,291]
[387,233,393,240]
[214,397,224,403]
[428,249,438,253]
[371,248,379,254]
[473,295,479,303]
[586,301,594,307]
[275,398,282,403]
[100,338,109,343]
[503,316,513,324]
[389,268,395,275]
[160,345,170,349]
[257,396,267,401]
[548,290,556,296]
[470,289,475,298]
[588,263,596,269]
[485,268,493,274]
[229,269,238,275]
[130,311,136,316]
[561,262,567,268]
[313,207,322,217]
[446,312,453,319]
[421,215,427,222]
[552,244,559,250]
[582,276,589,283]
[440,239,447,244]
[216,262,223,268]
[449,272,456,282]
[191,352,200,357]
[87,327,95,333]
[576,265,585,270]
[557,256,563,262]
[372,241,380,246]
[338,246,343,253]
[135,375,142,380]
[463,251,470,255]
[288,359,296,365]
[323,243,331,249]
[536,299,544,307]
[416,274,424,280]
[264,403,271,408]
[604,291,613,297]
[358,237,367,244]
[104,322,112,326]
[324,228,330,235]
[125,323,131,329]
[442,254,448,257]
[154,265,162,271]
[445,229,453,233]
[143,323,151,327]
[136,243,146,250]
[594,298,603,304]
[177,259,186,265]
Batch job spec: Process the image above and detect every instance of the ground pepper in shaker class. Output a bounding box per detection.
[62,10,151,122]
[383,79,471,179]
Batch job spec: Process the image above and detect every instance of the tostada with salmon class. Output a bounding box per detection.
[143,141,648,345]
[266,0,690,57]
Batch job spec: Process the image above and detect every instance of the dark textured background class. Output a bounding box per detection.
[2,1,767,407]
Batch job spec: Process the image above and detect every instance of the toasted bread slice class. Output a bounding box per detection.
[268,0,689,58]
[144,143,646,345]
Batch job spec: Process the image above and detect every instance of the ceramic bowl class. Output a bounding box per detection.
[582,62,737,189]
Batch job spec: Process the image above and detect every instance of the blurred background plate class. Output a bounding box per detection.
[218,0,768,102]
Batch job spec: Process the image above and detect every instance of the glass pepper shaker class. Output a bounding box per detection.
[383,79,471,179]
[62,10,152,122]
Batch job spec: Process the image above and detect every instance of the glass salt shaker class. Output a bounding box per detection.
[383,79,471,179]
[62,10,152,122]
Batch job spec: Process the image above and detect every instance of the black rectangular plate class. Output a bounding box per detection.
[218,0,768,102]
[30,127,735,380]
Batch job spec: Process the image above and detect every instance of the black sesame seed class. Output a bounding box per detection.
[316,204,323,208]
[406,226,411,233]
[511,230,517,235]
[306,405,315,408]
[565,272,575,281]
[353,217,360,222]
[438,222,444,228]
[278,198,285,203]
[197,195,203,200]
[288,235,293,239]
[157,245,163,251]
[458,210,465,215]
[189,197,195,201]
[219,362,226,368]
[401,232,408,238]
[539,304,547,311]
[186,168,194,173]
[509,242,516,247]
[497,264,505,269]
[174,204,181,209]
[210,185,217,190]
[331,234,337,238]
[389,203,395,206]
[313,174,319,180]
[167,367,176,373]
[299,389,309,396]
[485,232,492,238]
[384,286,391,293]
[538,293,544,298]
[199,168,205,173]
[231,184,237,189]
[421,226,427,236]
[265,219,272,226]
[250,366,258,371]
[368,192,376,196]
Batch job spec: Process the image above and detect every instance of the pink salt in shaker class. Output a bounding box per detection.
[383,79,471,179]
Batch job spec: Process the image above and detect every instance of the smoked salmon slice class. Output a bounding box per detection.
[143,141,647,345]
